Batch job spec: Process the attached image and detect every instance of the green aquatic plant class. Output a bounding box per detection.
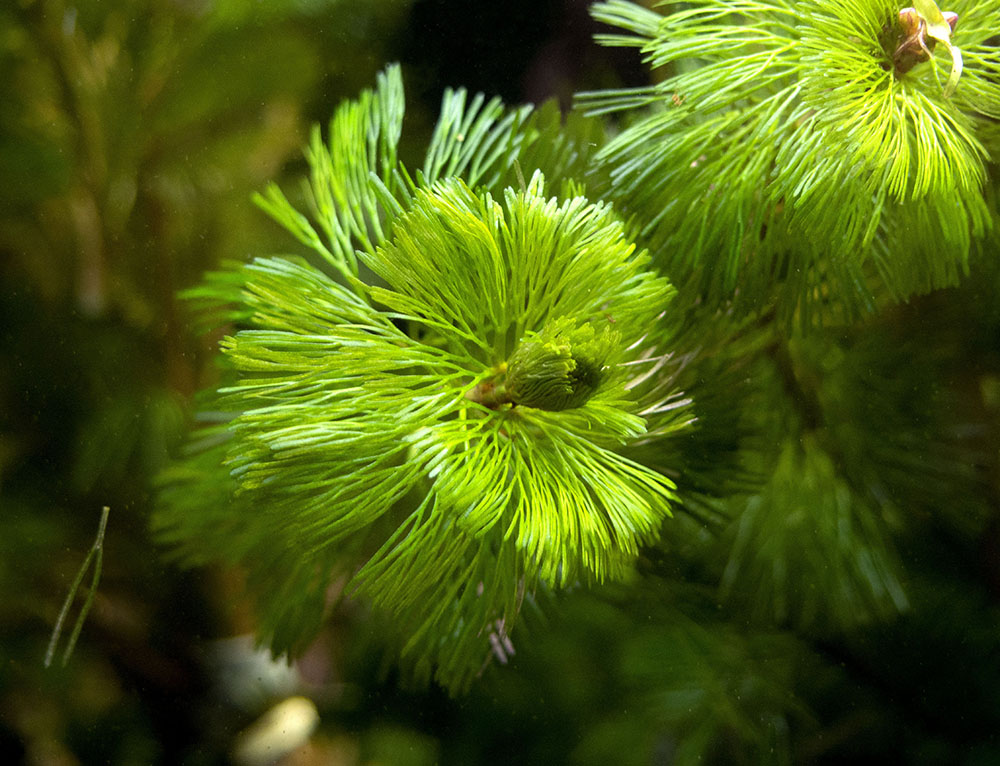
[581,0,1000,322]
[155,66,690,690]
[5,1,999,760]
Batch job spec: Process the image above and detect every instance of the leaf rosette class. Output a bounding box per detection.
[155,67,686,690]
[581,0,1000,323]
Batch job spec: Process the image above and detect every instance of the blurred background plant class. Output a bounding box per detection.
[0,0,411,760]
[2,0,999,764]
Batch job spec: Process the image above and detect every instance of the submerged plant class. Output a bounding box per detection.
[581,0,1000,322]
[155,66,690,690]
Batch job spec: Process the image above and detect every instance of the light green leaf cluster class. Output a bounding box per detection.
[581,0,1000,322]
[155,67,687,690]
[252,66,404,280]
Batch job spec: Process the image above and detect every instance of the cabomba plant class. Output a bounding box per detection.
[157,0,1000,709]
[582,0,1000,323]
[155,66,691,690]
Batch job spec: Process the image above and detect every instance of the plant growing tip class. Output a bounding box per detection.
[895,2,962,97]
[467,320,615,411]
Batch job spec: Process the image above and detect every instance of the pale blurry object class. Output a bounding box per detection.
[206,634,302,710]
[231,696,320,766]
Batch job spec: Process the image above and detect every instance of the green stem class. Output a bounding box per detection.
[45,506,110,668]
[466,380,513,409]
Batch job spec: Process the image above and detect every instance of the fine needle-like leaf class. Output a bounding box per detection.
[45,506,110,667]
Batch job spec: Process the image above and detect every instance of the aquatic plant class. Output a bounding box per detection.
[155,66,691,690]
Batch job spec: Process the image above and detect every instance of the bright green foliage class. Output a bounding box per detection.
[581,0,1000,323]
[253,66,406,281]
[155,66,688,690]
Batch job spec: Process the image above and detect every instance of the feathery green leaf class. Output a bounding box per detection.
[156,70,687,688]
[581,0,1000,323]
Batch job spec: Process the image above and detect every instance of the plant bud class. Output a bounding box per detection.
[503,320,615,411]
